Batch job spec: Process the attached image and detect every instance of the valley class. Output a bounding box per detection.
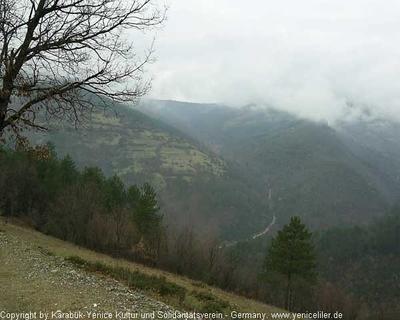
[26,99,400,240]
[3,98,400,318]
[2,0,400,317]
[138,100,400,230]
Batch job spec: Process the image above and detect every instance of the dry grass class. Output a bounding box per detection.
[0,228,124,312]
[0,218,284,315]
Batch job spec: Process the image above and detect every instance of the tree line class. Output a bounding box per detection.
[2,144,399,319]
[0,143,319,310]
[0,144,277,291]
[0,143,164,261]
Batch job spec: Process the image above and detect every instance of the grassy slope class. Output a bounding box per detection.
[0,218,284,315]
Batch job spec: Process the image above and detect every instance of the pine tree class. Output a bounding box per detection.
[103,175,126,212]
[264,216,316,311]
[128,182,162,234]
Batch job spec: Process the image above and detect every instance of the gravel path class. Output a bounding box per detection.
[0,230,176,313]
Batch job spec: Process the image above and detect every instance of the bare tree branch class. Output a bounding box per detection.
[0,0,166,140]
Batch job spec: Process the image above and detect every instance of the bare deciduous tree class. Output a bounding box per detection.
[0,0,166,143]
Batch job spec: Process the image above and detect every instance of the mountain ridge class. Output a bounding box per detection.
[25,98,400,238]
[26,101,272,240]
[138,99,400,229]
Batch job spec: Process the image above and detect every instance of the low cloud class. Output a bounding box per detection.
[143,0,400,122]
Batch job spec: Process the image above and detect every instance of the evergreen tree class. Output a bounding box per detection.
[128,182,161,234]
[128,182,163,259]
[264,216,316,311]
[103,175,126,211]
[59,155,78,186]
[81,167,105,189]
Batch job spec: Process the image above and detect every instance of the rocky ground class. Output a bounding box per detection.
[0,229,176,314]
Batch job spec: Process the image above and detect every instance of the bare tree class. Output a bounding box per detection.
[0,0,166,143]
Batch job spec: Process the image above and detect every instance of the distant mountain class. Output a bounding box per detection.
[26,98,400,240]
[138,100,400,229]
[27,102,273,240]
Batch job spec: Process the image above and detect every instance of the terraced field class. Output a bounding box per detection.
[25,104,270,240]
[29,105,226,190]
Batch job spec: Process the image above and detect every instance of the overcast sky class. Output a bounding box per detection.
[137,0,400,122]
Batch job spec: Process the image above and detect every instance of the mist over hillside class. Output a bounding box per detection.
[138,99,400,229]
[26,103,273,240]
[24,97,400,241]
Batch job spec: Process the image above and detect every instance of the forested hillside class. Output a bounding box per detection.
[314,205,400,318]
[23,99,400,240]
[138,100,400,229]
[2,134,400,319]
[0,146,272,291]
[25,104,273,240]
